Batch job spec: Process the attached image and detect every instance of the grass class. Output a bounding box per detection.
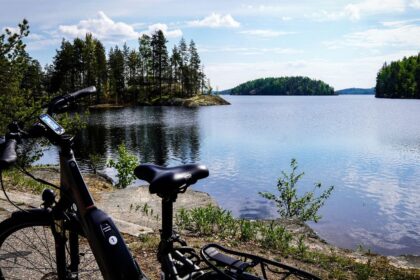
[174,205,420,279]
[2,168,48,194]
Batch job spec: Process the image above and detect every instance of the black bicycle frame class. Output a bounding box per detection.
[55,138,144,280]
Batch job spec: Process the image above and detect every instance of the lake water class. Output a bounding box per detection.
[39,95,420,256]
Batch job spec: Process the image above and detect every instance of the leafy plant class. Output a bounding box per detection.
[259,221,292,252]
[297,234,308,257]
[259,159,334,223]
[239,219,258,242]
[107,144,139,188]
[88,153,101,174]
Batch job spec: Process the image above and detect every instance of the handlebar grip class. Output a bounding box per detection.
[67,86,96,100]
[0,139,17,169]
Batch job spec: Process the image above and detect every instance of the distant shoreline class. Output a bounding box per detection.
[89,94,230,109]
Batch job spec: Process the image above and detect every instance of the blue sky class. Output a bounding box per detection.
[1,0,420,90]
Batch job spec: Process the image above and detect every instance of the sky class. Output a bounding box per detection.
[1,0,420,90]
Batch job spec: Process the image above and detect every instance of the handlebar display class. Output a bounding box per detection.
[39,114,65,135]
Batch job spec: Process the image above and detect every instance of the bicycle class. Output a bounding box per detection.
[0,87,321,279]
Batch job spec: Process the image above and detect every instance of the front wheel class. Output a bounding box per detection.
[0,209,102,280]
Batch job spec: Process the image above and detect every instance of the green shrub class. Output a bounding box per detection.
[239,219,258,242]
[259,158,334,223]
[107,144,139,188]
[259,221,292,253]
[88,153,101,174]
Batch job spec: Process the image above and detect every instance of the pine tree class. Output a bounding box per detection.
[94,39,107,102]
[170,46,181,96]
[138,34,152,101]
[151,30,169,99]
[108,46,125,104]
[82,34,97,103]
[178,38,189,97]
[189,40,201,96]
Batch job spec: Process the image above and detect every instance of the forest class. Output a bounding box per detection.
[230,77,335,96]
[0,20,211,133]
[375,53,420,98]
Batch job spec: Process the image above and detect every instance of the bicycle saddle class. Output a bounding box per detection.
[134,163,209,197]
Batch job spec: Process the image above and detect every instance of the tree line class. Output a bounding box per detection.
[230,77,335,96]
[48,32,211,104]
[375,53,420,98]
[0,20,211,133]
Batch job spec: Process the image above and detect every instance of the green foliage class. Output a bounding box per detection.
[239,219,258,242]
[3,168,46,194]
[176,205,293,251]
[259,221,292,252]
[297,234,308,257]
[88,153,101,174]
[49,31,210,105]
[0,20,45,134]
[175,205,420,279]
[107,144,139,188]
[230,77,335,96]
[375,52,420,98]
[259,159,334,223]
[57,111,89,135]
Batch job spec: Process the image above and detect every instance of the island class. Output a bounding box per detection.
[335,88,375,95]
[229,77,335,96]
[375,52,420,98]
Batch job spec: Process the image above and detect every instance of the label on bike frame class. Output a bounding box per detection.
[39,114,65,135]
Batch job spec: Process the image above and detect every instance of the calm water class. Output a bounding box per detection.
[39,95,420,256]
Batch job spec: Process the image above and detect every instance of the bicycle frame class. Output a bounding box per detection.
[53,136,144,280]
[157,196,204,280]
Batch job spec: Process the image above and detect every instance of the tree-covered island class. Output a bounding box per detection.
[230,77,335,96]
[0,19,228,127]
[375,52,420,99]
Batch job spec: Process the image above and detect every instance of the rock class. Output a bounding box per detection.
[95,186,217,230]
[152,95,230,107]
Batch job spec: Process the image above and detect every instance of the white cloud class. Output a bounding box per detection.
[3,26,20,34]
[308,10,346,22]
[199,46,302,55]
[344,0,406,20]
[239,29,293,38]
[187,13,240,28]
[325,23,420,49]
[281,16,292,21]
[409,0,420,8]
[147,23,182,38]
[381,18,420,27]
[310,0,407,21]
[59,11,139,40]
[57,11,182,42]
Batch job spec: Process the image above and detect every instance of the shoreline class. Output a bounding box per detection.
[88,94,230,110]
[1,166,419,278]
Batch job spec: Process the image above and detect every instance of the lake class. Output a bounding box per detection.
[39,95,420,256]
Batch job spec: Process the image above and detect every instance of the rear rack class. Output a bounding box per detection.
[200,243,320,280]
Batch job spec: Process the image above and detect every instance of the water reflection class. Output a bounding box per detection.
[73,107,201,168]
[37,96,420,256]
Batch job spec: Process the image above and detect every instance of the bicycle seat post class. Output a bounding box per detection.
[161,194,177,248]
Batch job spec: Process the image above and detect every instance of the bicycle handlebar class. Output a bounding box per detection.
[47,86,96,115]
[0,138,17,169]
[0,86,96,170]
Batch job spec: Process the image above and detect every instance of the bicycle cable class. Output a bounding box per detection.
[17,165,60,190]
